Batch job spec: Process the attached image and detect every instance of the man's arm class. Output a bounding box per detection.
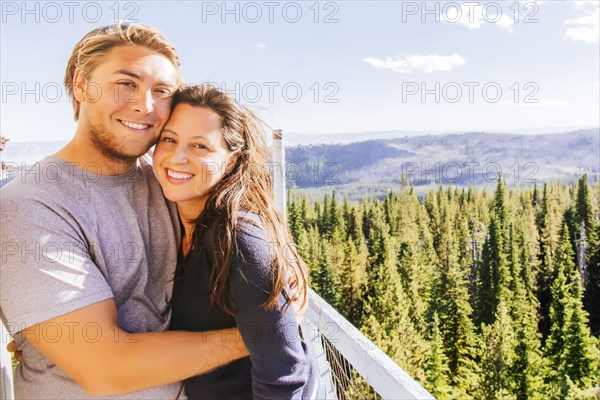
[21,298,248,396]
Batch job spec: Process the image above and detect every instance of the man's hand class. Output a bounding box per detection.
[7,340,22,362]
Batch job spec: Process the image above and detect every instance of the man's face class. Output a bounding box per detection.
[75,45,179,162]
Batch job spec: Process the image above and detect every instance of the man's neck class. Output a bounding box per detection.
[55,135,137,176]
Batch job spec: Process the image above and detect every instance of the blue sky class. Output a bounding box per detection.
[1,0,599,142]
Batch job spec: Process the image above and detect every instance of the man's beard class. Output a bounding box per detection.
[87,115,151,164]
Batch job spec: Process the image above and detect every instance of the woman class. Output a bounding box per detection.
[152,84,320,400]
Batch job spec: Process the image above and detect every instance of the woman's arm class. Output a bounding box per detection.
[229,223,312,400]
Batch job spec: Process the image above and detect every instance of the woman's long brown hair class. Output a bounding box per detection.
[172,84,308,316]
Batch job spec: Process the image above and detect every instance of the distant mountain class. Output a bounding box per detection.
[284,131,423,146]
[0,141,66,166]
[2,129,598,199]
[285,129,600,198]
[284,126,599,146]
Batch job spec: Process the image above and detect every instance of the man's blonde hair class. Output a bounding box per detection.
[64,23,181,121]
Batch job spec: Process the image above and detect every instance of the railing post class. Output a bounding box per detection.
[271,129,337,399]
[1,321,14,399]
[272,129,286,216]
[300,315,338,399]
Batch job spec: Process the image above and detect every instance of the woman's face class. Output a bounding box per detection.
[153,103,236,212]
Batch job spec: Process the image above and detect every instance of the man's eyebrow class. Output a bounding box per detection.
[113,69,142,80]
[113,70,176,87]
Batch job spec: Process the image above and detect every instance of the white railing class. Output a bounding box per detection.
[301,289,435,399]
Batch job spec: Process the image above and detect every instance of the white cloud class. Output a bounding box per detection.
[256,43,267,49]
[443,3,514,33]
[574,1,600,9]
[362,54,466,74]
[565,6,599,44]
[495,14,515,32]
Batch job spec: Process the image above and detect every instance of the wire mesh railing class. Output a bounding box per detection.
[322,334,381,399]
[300,289,434,400]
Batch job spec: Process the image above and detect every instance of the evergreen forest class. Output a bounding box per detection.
[288,175,600,399]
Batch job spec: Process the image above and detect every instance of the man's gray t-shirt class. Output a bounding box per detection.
[0,155,183,399]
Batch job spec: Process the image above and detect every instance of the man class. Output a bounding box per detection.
[0,23,248,399]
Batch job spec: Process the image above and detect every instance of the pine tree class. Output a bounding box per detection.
[538,183,561,339]
[492,176,509,234]
[360,221,401,352]
[545,225,598,398]
[575,174,600,337]
[475,178,514,326]
[300,195,310,230]
[314,239,340,309]
[304,225,322,287]
[364,217,428,380]
[576,175,597,250]
[361,199,375,241]
[545,229,570,383]
[342,195,351,233]
[329,191,345,236]
[424,313,453,400]
[337,236,367,326]
[431,204,479,396]
[395,183,433,336]
[512,319,546,400]
[347,207,364,245]
[563,263,597,389]
[478,301,516,400]
[519,215,540,308]
[478,215,511,325]
[320,194,330,235]
[288,199,304,243]
[532,183,540,208]
[510,224,546,399]
[425,190,442,252]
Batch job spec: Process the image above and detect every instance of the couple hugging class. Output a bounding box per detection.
[0,22,325,400]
